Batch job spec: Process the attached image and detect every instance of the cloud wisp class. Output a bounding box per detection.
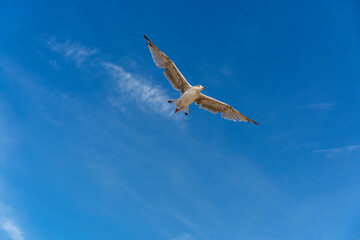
[1,220,25,240]
[315,144,360,158]
[171,233,196,240]
[0,202,25,240]
[43,37,183,121]
[104,62,181,119]
[42,37,98,67]
[300,103,335,110]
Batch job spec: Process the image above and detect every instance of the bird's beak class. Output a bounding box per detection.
[202,86,206,90]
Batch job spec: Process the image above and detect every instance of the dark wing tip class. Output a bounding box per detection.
[249,119,259,125]
[144,35,154,46]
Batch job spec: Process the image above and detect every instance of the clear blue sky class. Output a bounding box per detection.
[1,0,360,239]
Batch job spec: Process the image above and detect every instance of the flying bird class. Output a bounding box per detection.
[144,35,259,125]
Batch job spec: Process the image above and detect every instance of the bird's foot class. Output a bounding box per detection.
[185,112,188,116]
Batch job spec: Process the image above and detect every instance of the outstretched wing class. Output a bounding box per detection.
[144,35,191,94]
[195,94,259,124]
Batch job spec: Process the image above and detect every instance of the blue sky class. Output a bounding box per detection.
[1,0,360,239]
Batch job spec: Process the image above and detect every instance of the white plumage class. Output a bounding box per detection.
[144,35,259,125]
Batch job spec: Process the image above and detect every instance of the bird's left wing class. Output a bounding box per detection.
[144,35,191,94]
[195,94,259,124]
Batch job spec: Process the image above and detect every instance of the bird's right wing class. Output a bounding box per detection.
[144,35,191,94]
[195,93,259,124]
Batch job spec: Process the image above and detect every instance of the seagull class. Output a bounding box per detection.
[144,35,259,125]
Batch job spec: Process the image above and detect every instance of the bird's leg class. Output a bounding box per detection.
[185,107,189,116]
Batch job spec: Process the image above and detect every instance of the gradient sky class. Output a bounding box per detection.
[1,0,360,240]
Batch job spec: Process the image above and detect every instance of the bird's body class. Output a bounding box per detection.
[144,35,259,125]
[170,85,205,115]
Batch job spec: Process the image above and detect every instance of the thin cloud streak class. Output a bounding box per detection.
[0,187,25,240]
[168,211,204,238]
[43,37,183,121]
[42,37,98,67]
[301,103,335,110]
[1,220,25,240]
[103,62,182,119]
[171,233,196,240]
[315,144,360,158]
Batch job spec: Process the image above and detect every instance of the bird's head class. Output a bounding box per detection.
[195,85,206,91]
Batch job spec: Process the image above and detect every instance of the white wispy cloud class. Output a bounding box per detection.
[301,103,335,110]
[315,144,360,158]
[103,62,182,119]
[43,36,183,121]
[42,37,98,67]
[0,201,25,240]
[171,233,196,240]
[218,64,232,77]
[168,211,204,238]
[1,220,24,240]
[0,102,25,240]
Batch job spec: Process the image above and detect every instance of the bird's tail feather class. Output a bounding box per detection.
[168,99,180,104]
